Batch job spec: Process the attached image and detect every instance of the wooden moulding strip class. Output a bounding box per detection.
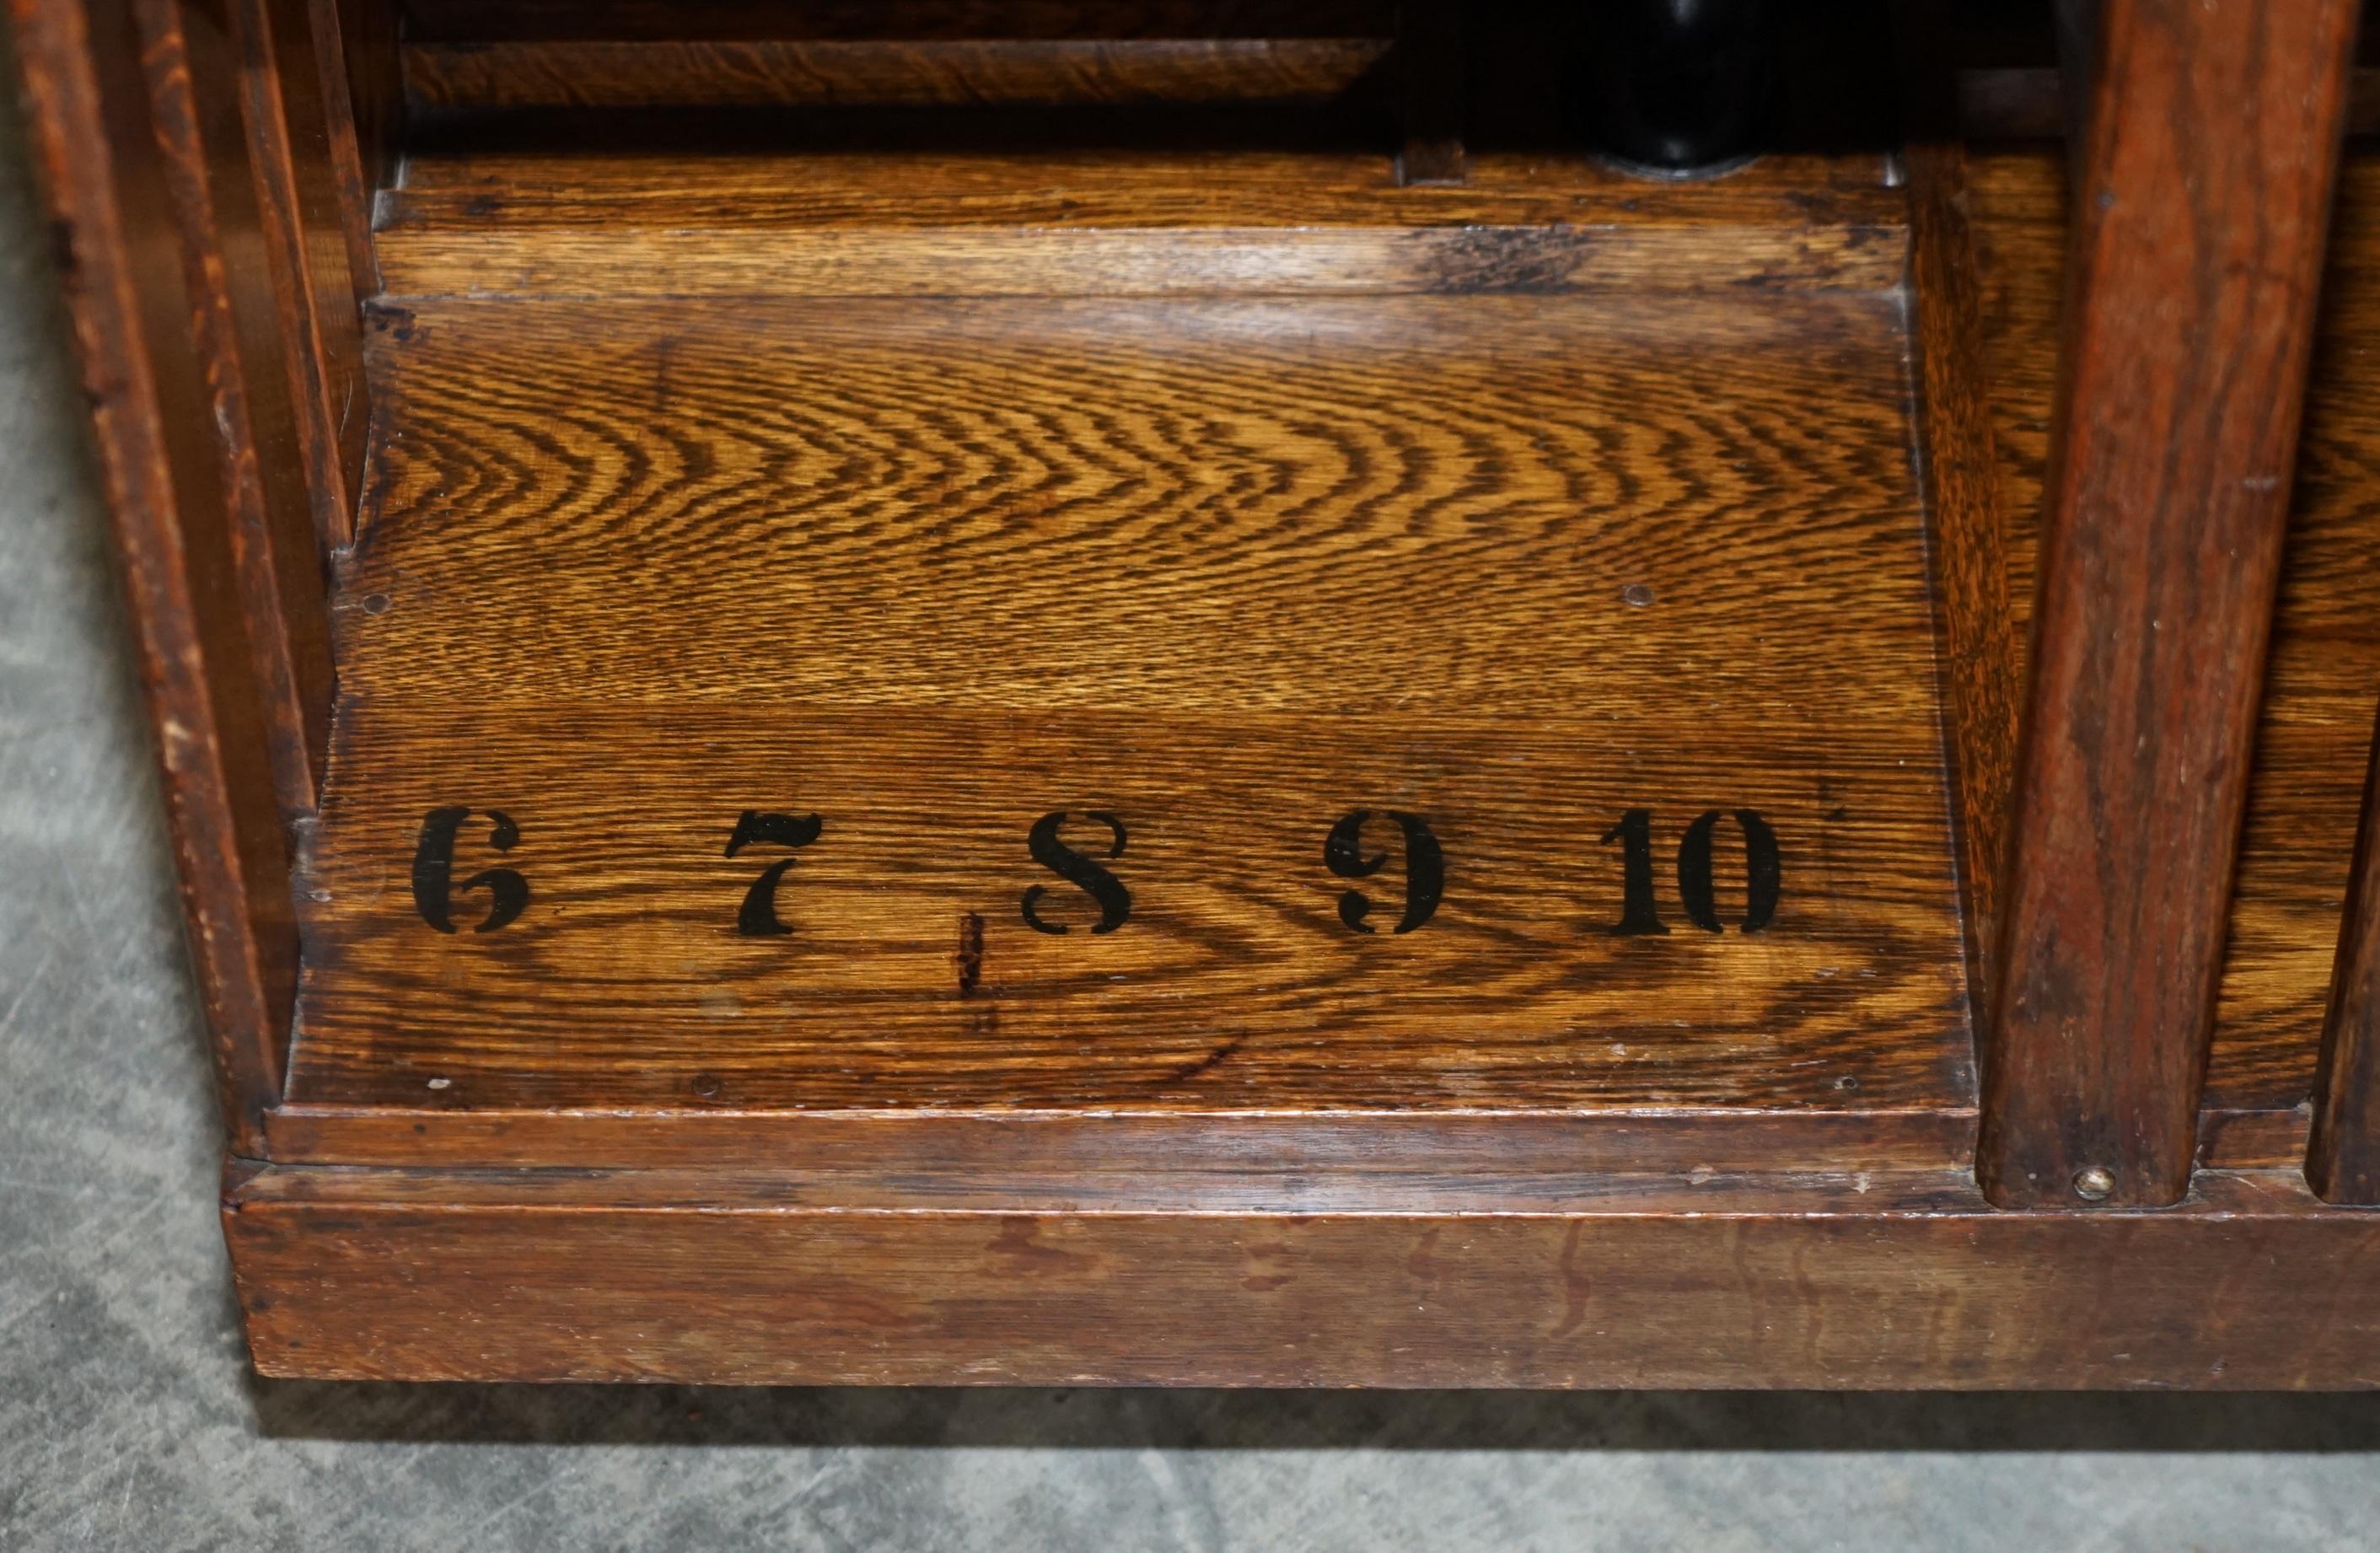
[372,221,1909,299]
[224,1163,2380,1387]
[261,1106,1981,1173]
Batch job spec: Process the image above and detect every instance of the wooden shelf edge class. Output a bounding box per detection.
[224,1162,2380,1387]
[261,1104,1982,1173]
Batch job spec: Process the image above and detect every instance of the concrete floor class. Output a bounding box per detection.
[7,67,2380,1553]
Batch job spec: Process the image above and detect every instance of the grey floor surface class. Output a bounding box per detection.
[7,62,2380,1553]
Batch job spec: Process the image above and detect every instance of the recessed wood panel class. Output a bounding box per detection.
[285,282,1972,1116]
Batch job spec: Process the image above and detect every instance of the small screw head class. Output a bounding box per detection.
[2072,1165,2116,1201]
[1622,583,1656,608]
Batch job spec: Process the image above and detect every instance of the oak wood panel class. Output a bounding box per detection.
[1980,0,2361,1208]
[373,151,1905,298]
[225,1164,2380,1387]
[11,0,301,1150]
[2310,717,2380,1201]
[403,38,1397,112]
[1968,151,2380,1123]
[129,0,332,816]
[282,287,1970,1117]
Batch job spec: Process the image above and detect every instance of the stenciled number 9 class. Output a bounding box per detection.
[411,806,530,934]
[1324,809,1444,934]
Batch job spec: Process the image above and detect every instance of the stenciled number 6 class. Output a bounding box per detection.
[411,806,529,933]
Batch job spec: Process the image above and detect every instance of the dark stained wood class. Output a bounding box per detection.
[373,148,1905,298]
[1979,0,2361,1209]
[224,0,367,550]
[1904,144,2017,1037]
[1955,67,2380,143]
[2309,716,2380,1201]
[402,38,1397,113]
[283,283,1970,1119]
[10,0,303,1152]
[400,1,1399,43]
[225,1163,2380,1386]
[126,0,332,817]
[1967,150,2380,1123]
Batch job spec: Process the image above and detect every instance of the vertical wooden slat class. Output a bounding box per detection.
[11,0,303,1153]
[1980,0,2360,1209]
[2309,717,2380,1202]
[303,0,389,300]
[225,0,367,551]
[131,0,335,816]
[1899,0,2019,1041]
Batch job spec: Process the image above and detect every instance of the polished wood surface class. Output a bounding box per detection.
[227,1164,2380,1387]
[288,275,1970,1120]
[373,148,1905,298]
[1980,0,2360,1209]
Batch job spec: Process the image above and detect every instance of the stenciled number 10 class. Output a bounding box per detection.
[410,804,1782,939]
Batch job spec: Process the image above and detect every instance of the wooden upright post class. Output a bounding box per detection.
[1980,0,2360,1209]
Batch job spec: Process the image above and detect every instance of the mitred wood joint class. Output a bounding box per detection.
[2309,716,2380,1202]
[1980,0,2361,1209]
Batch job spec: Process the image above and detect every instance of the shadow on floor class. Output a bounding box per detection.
[249,1378,2380,1452]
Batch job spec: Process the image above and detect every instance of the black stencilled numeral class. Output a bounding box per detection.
[724,809,825,936]
[1325,809,1444,934]
[1021,810,1131,935]
[411,807,529,934]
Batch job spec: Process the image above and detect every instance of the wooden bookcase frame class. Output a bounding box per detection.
[15,0,2380,1387]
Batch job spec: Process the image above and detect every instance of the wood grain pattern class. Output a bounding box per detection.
[261,1106,1980,1173]
[2309,717,2380,1201]
[10,0,302,1151]
[373,150,1905,298]
[282,287,1971,1118]
[128,0,331,816]
[1979,0,2360,1209]
[1904,143,2016,1037]
[226,1163,2380,1387]
[1967,150,2380,1142]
